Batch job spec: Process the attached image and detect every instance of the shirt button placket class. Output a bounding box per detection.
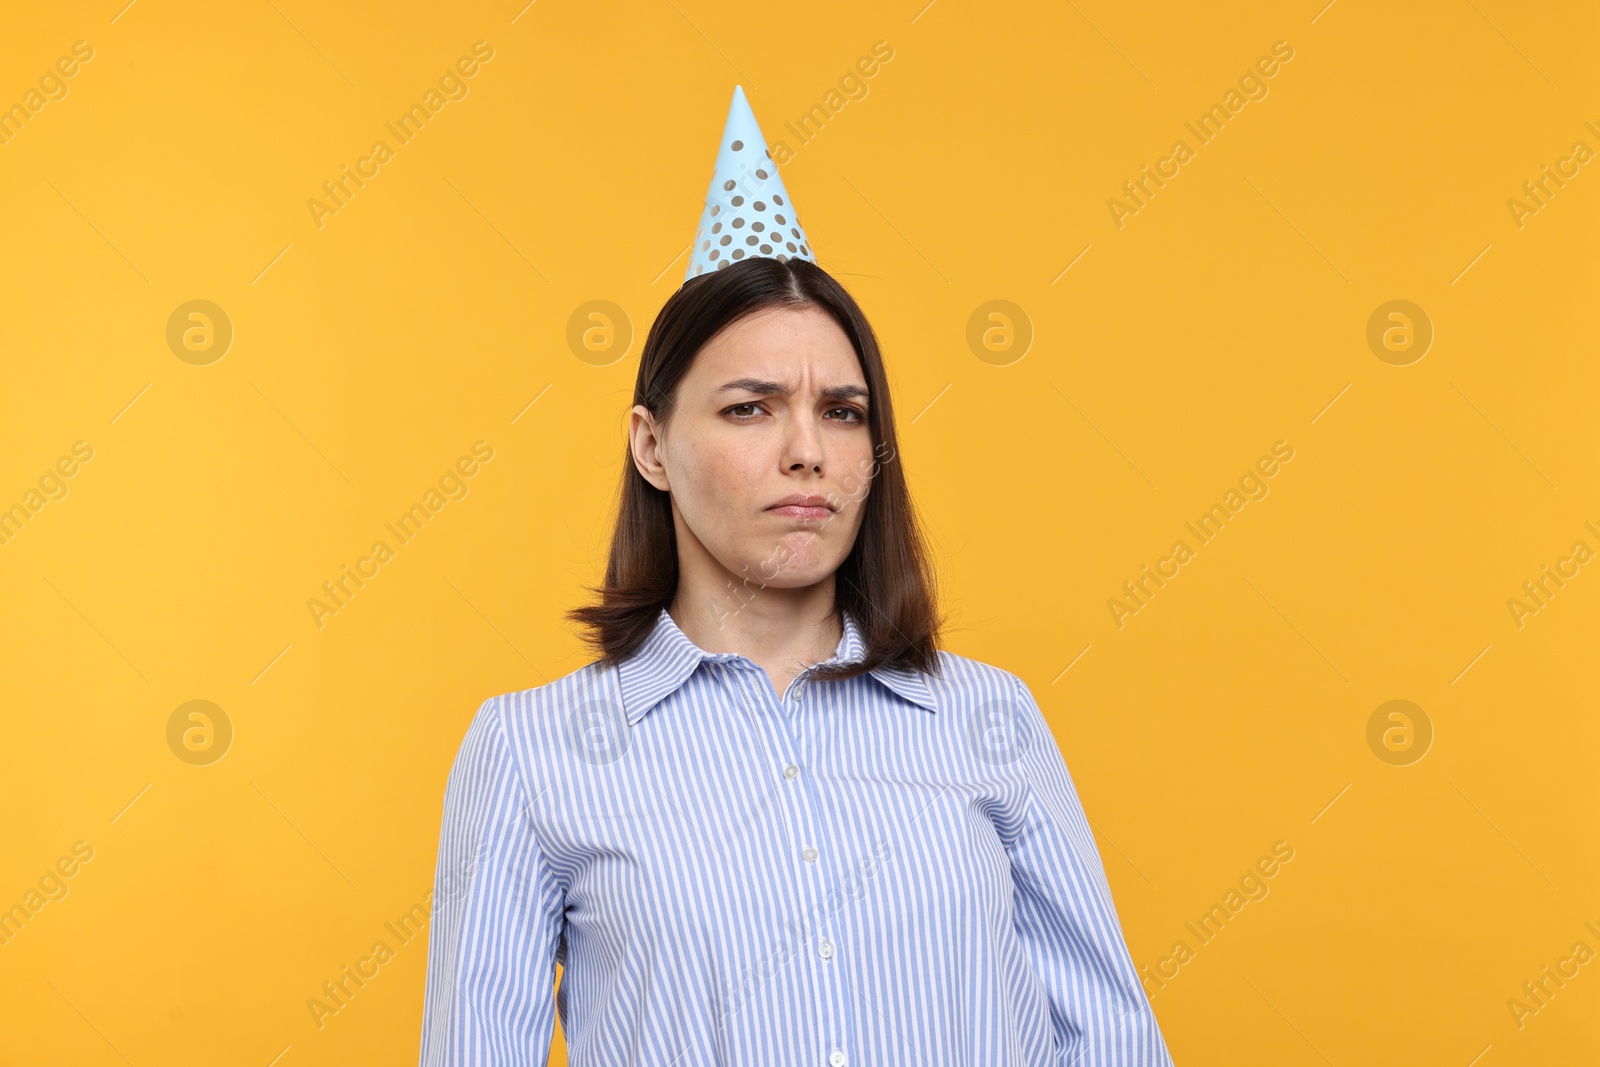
[792,678,850,1067]
[740,663,851,1066]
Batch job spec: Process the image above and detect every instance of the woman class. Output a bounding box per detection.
[420,85,1172,1066]
[418,257,1174,1067]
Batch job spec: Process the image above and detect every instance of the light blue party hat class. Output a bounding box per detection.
[686,85,814,282]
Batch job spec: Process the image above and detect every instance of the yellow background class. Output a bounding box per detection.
[1,0,1595,1064]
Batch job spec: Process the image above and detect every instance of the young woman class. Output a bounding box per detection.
[417,253,1175,1066]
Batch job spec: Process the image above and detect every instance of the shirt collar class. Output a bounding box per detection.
[616,606,938,724]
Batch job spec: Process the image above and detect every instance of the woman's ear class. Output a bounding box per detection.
[629,405,672,492]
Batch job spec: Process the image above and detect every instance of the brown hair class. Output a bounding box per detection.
[566,256,943,682]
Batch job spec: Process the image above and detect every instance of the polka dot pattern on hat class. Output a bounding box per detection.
[685,85,814,283]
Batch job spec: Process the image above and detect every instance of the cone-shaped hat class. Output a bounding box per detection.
[686,86,814,282]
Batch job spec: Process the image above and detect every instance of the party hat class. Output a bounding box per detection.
[685,85,814,282]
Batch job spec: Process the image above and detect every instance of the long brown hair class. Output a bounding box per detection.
[566,256,943,682]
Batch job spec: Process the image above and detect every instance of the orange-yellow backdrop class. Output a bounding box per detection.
[1,1,1595,1064]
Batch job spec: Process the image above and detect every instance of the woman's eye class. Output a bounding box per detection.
[724,403,864,422]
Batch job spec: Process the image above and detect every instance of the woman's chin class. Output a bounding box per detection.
[733,546,839,588]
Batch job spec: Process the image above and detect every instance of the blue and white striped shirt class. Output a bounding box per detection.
[419,606,1175,1066]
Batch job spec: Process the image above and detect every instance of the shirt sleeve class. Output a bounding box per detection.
[1004,673,1175,1067]
[419,697,566,1066]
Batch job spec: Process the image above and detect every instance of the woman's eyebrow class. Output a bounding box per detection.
[717,378,869,402]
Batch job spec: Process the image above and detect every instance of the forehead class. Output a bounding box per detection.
[688,305,863,383]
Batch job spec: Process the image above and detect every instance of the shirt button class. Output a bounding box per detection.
[829,1049,846,1066]
[783,764,800,780]
[818,938,835,959]
[801,846,818,863]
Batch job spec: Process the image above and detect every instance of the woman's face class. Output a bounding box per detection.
[631,304,876,603]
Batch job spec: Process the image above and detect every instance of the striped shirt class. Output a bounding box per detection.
[419,606,1174,1066]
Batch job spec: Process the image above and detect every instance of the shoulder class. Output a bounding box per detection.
[482,659,613,719]
[924,650,1067,780]
[460,659,620,767]
[923,647,1031,709]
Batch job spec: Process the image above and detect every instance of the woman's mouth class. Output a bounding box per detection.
[769,504,833,519]
[767,494,835,519]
